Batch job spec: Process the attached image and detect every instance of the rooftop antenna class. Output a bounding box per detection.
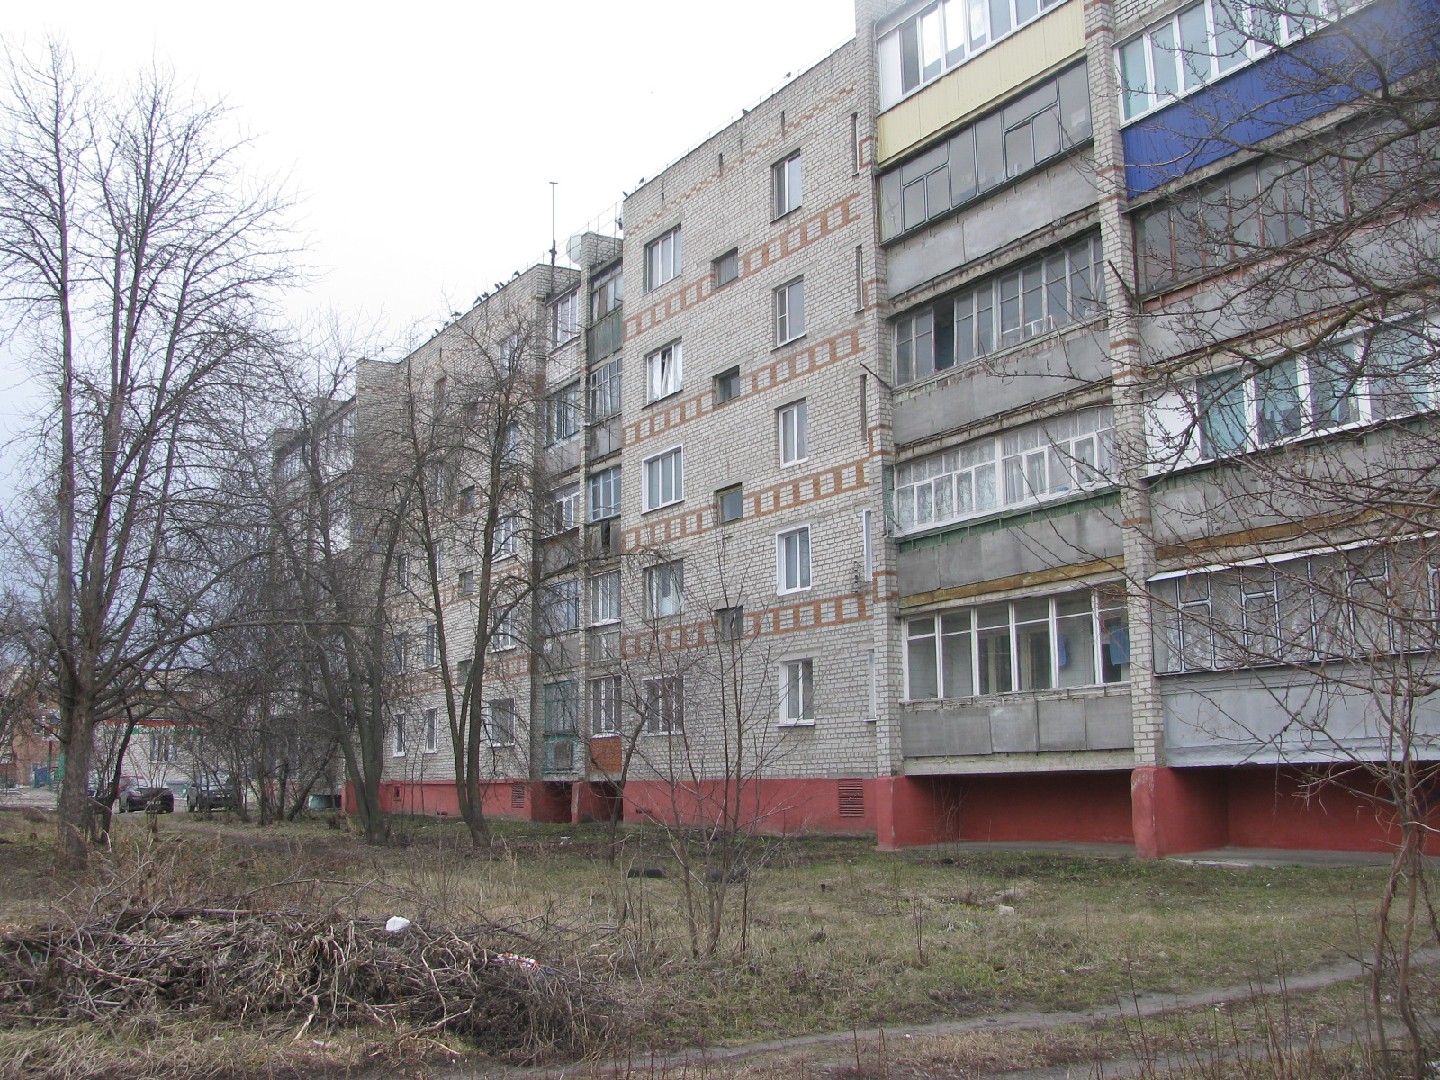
[549,181,558,268]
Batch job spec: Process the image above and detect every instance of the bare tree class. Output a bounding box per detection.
[383,291,558,847]
[1114,1,1440,1069]
[0,42,295,866]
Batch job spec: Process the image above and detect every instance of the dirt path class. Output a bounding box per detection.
[426,948,1439,1080]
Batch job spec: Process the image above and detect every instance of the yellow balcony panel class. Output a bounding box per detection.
[877,0,1084,166]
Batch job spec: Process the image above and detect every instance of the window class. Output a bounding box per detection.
[1191,324,1439,462]
[493,512,521,559]
[554,289,580,346]
[905,588,1130,698]
[591,262,623,319]
[717,606,745,641]
[549,484,581,533]
[644,226,681,291]
[423,708,438,754]
[716,484,744,523]
[423,623,439,668]
[894,233,1104,384]
[456,657,472,684]
[433,376,447,412]
[390,633,407,674]
[459,569,475,596]
[714,366,741,405]
[149,731,176,763]
[646,560,684,618]
[591,675,622,735]
[643,446,684,510]
[714,248,739,287]
[1118,0,1343,122]
[459,485,476,512]
[486,698,516,745]
[778,400,809,465]
[590,570,621,624]
[646,341,683,401]
[395,553,410,589]
[430,462,448,503]
[491,606,519,651]
[643,676,683,734]
[543,680,579,734]
[894,407,1114,532]
[878,63,1091,240]
[541,579,581,636]
[391,714,406,756]
[878,1,1069,109]
[589,357,622,420]
[588,466,621,521]
[773,152,803,217]
[1151,546,1432,673]
[546,382,580,444]
[777,527,812,594]
[780,658,815,723]
[775,278,806,345]
[500,422,523,466]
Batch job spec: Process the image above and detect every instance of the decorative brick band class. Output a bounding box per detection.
[623,456,870,552]
[622,325,865,450]
[623,194,866,344]
[618,590,872,659]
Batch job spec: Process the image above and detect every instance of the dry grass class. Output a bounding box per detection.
[0,807,1423,1079]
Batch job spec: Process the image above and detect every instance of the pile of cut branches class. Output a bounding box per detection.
[0,906,609,1061]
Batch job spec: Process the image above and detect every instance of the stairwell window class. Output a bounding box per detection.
[778,400,809,465]
[391,714,407,756]
[773,152,803,218]
[643,446,684,511]
[777,526,812,594]
[646,341,683,402]
[775,278,806,345]
[779,658,815,724]
[646,561,684,618]
[644,226,681,291]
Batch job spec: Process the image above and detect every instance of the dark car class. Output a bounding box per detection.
[88,775,175,813]
[187,782,240,813]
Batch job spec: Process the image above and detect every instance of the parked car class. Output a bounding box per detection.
[187,781,240,813]
[88,775,175,813]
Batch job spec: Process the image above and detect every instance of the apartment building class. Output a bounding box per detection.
[367,0,1440,854]
[875,0,1440,854]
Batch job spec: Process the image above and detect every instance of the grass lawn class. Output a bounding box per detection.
[0,806,1422,1079]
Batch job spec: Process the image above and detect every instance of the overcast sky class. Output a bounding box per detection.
[8,0,857,330]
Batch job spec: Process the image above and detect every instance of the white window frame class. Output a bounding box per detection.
[773,151,803,218]
[391,714,407,757]
[590,674,622,735]
[643,445,684,511]
[554,288,580,346]
[714,248,740,287]
[590,570,622,625]
[541,578,581,636]
[589,357,623,420]
[550,484,581,533]
[1117,0,1349,123]
[643,676,684,734]
[878,0,1068,110]
[776,526,813,595]
[491,605,519,652]
[778,399,809,466]
[1188,322,1440,464]
[645,226,682,292]
[546,381,581,445]
[588,466,622,521]
[646,341,683,402]
[423,623,439,668]
[423,708,439,754]
[493,511,521,559]
[893,407,1115,534]
[485,698,516,746]
[775,277,806,345]
[778,657,816,725]
[646,560,684,619]
[904,588,1130,699]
